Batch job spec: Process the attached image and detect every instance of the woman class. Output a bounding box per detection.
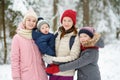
[43,9,80,80]
[11,8,48,80]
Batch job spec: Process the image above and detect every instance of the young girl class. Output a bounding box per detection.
[45,27,104,80]
[43,9,80,80]
[11,8,48,80]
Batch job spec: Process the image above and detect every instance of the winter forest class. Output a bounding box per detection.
[0,0,120,80]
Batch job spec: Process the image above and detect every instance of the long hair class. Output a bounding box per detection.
[59,25,77,39]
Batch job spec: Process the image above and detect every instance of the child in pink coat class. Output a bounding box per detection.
[11,8,48,80]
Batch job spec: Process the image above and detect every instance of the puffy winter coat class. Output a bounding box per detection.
[53,30,80,76]
[11,23,48,80]
[32,29,55,56]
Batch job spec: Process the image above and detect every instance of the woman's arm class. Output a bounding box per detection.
[11,35,21,80]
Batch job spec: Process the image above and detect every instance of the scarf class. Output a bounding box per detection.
[81,44,98,51]
[17,29,32,39]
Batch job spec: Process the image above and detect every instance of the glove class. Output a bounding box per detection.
[42,54,54,64]
[45,64,60,74]
[46,64,57,76]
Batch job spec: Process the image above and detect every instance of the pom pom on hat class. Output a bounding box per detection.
[61,9,76,25]
[23,8,38,23]
[78,27,95,38]
[37,20,50,30]
[38,17,44,21]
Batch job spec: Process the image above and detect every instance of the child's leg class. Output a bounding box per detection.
[49,75,73,80]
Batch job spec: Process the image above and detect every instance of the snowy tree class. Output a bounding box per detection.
[89,0,120,43]
[0,0,22,64]
[0,0,120,64]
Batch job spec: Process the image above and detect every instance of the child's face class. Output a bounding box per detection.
[25,16,37,30]
[40,24,50,34]
[62,17,73,30]
[79,33,91,43]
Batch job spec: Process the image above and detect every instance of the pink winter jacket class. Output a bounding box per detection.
[11,23,48,80]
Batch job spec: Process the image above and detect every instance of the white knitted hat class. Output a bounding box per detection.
[37,20,50,30]
[23,8,37,23]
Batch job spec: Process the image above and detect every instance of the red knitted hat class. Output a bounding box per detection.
[61,9,77,25]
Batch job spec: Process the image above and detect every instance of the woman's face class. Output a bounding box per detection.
[62,17,73,30]
[79,33,91,43]
[25,16,37,30]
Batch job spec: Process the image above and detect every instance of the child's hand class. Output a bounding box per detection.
[46,64,60,74]
[42,54,54,64]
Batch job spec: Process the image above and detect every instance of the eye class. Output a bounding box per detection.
[63,19,66,22]
[32,20,36,22]
[26,19,30,21]
[45,26,49,28]
[41,27,44,29]
[68,20,72,22]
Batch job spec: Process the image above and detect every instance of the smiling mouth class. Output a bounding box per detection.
[29,25,33,27]
[45,31,48,33]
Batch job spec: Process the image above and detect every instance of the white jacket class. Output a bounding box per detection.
[53,31,80,76]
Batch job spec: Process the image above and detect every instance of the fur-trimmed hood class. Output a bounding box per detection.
[81,33,104,48]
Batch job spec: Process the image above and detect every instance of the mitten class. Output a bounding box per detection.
[46,64,57,76]
[42,54,54,64]
[45,64,60,74]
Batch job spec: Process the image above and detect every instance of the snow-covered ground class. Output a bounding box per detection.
[0,41,120,80]
[99,41,120,80]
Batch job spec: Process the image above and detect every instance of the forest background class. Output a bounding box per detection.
[0,0,119,65]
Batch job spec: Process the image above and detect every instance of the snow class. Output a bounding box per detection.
[0,41,120,80]
[0,65,12,80]
[12,0,27,15]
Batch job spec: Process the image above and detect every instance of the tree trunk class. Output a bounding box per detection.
[53,0,58,32]
[1,0,7,64]
[83,0,89,26]
[116,28,120,39]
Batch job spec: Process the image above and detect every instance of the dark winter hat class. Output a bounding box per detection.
[78,27,95,38]
[37,20,50,30]
[61,9,77,25]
